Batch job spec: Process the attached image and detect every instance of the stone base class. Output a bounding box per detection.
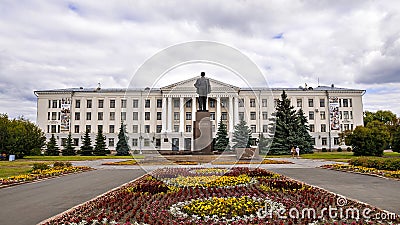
[235,148,260,160]
[193,111,213,155]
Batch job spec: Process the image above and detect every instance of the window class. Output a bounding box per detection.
[309,124,315,132]
[250,112,256,120]
[110,112,115,121]
[133,112,138,120]
[86,125,91,133]
[321,124,326,132]
[121,112,126,121]
[86,112,91,120]
[52,100,58,108]
[174,99,179,108]
[350,111,353,119]
[61,138,66,146]
[157,112,162,120]
[209,99,215,108]
[132,125,138,133]
[74,125,79,133]
[238,99,244,107]
[58,112,61,120]
[343,111,349,120]
[75,112,81,120]
[133,99,139,108]
[309,111,314,120]
[263,125,268,133]
[351,124,353,130]
[51,125,57,133]
[349,99,352,107]
[320,111,326,120]
[173,125,179,132]
[312,138,316,145]
[250,99,256,107]
[250,125,256,133]
[121,99,127,108]
[73,138,79,146]
[221,112,227,121]
[145,99,150,108]
[47,112,50,120]
[144,139,150,147]
[186,99,192,108]
[75,100,80,108]
[109,138,114,147]
[156,125,162,133]
[156,139,161,147]
[344,124,349,131]
[186,125,192,132]
[262,112,268,120]
[98,125,103,132]
[262,99,268,107]
[132,139,138,147]
[110,99,115,108]
[145,112,150,120]
[174,112,179,120]
[340,111,343,119]
[308,98,314,107]
[239,112,244,121]
[186,112,192,120]
[320,99,325,107]
[52,112,57,120]
[321,137,327,146]
[297,99,302,107]
[109,125,115,133]
[87,99,92,108]
[274,99,279,108]
[334,137,340,145]
[98,99,104,108]
[157,99,162,108]
[212,125,216,132]
[210,112,215,120]
[343,99,349,107]
[98,112,103,120]
[144,125,150,133]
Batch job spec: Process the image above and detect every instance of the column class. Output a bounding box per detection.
[216,97,221,122]
[191,97,196,121]
[179,97,184,132]
[234,97,239,125]
[161,97,167,132]
[229,96,234,132]
[206,97,209,110]
[167,97,172,132]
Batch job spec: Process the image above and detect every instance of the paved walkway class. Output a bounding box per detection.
[0,169,145,225]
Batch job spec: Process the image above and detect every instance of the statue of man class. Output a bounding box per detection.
[194,72,211,111]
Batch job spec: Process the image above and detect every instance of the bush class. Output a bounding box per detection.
[337,147,342,152]
[321,148,327,152]
[53,161,65,167]
[29,148,42,156]
[32,163,50,171]
[65,161,72,167]
[349,157,400,171]
[347,147,352,152]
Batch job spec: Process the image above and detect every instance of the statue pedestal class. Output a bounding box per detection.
[193,111,213,155]
[236,147,260,160]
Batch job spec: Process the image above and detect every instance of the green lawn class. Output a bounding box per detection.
[25,155,144,161]
[0,161,41,179]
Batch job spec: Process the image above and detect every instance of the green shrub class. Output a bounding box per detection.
[337,147,342,152]
[349,157,400,171]
[29,148,42,156]
[32,163,50,171]
[65,161,72,167]
[347,147,352,152]
[53,161,65,167]
[321,148,327,152]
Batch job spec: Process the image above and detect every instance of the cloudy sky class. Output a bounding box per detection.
[1,0,400,122]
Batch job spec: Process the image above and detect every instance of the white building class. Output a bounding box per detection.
[34,77,365,152]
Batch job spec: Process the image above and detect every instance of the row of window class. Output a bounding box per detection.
[308,111,353,120]
[309,124,354,133]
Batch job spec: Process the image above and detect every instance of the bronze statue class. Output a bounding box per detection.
[194,72,211,111]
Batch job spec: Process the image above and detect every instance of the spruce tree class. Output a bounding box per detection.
[269,91,299,154]
[258,133,270,154]
[93,128,108,156]
[80,129,93,156]
[62,133,76,156]
[116,123,130,156]
[214,117,230,152]
[232,119,252,149]
[46,134,60,156]
[296,109,314,153]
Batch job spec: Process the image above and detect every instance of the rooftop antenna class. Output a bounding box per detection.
[317,77,320,86]
[96,82,101,91]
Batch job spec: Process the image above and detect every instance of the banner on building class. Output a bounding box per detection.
[329,97,340,130]
[60,98,71,131]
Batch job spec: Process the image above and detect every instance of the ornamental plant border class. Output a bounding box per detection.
[321,164,400,181]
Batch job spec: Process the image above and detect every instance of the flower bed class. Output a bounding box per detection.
[212,159,292,165]
[349,157,400,171]
[0,166,92,187]
[322,164,400,179]
[42,167,399,225]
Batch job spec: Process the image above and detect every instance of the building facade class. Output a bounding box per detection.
[34,77,365,152]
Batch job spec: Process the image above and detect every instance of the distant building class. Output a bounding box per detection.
[34,77,365,152]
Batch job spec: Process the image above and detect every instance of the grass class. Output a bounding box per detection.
[0,161,40,178]
[25,155,144,161]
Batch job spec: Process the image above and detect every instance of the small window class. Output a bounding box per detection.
[221,112,227,121]
[262,125,268,133]
[262,99,268,107]
[132,139,138,147]
[74,125,79,133]
[144,125,150,133]
[157,112,162,120]
[52,100,58,108]
[343,99,349,107]
[145,99,151,108]
[173,125,179,132]
[209,99,215,108]
[98,125,103,132]
[238,99,244,107]
[75,100,80,108]
[98,112,103,120]
[262,112,268,120]
[157,99,162,108]
[109,138,114,147]
[173,99,179,108]
[250,125,256,133]
[110,112,115,121]
[133,99,139,108]
[186,99,192,108]
[86,112,91,120]
[73,138,79,146]
[308,99,314,107]
[174,112,179,120]
[186,112,192,120]
[309,111,314,120]
[87,99,92,108]
[156,125,162,133]
[110,99,115,108]
[121,112,126,121]
[309,124,315,132]
[321,124,326,132]
[239,112,244,121]
[334,137,340,145]
[98,99,104,108]
[210,112,215,120]
[145,112,150,120]
[121,99,127,108]
[132,125,138,133]
[52,112,57,120]
[297,99,302,107]
[250,99,256,107]
[250,112,256,120]
[86,125,91,133]
[320,111,326,120]
[186,125,192,132]
[144,139,150,147]
[320,99,325,107]
[321,137,327,146]
[133,112,138,120]
[109,125,115,133]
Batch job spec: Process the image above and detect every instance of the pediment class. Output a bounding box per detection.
[161,76,240,94]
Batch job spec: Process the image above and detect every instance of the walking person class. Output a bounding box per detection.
[295,146,300,158]
[291,146,295,158]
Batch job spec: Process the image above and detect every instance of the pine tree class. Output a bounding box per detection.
[46,134,60,156]
[232,119,252,149]
[269,91,299,154]
[93,128,108,156]
[258,133,270,154]
[116,123,130,156]
[62,133,76,156]
[214,117,230,152]
[296,109,314,154]
[80,129,93,156]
